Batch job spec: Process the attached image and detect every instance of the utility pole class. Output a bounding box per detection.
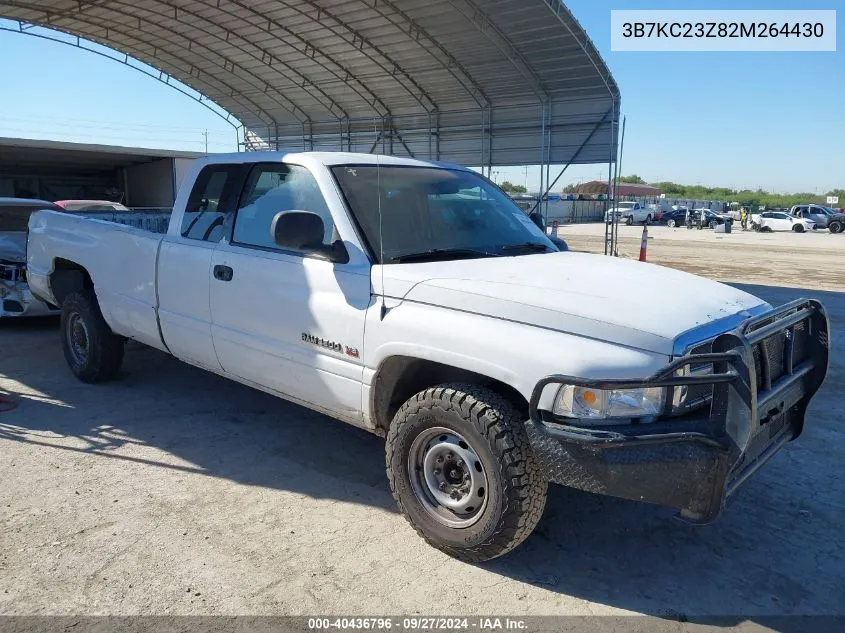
[203,129,209,154]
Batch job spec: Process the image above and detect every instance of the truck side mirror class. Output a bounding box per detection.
[270,211,349,263]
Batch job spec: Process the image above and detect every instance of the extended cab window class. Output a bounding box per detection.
[181,164,243,242]
[232,163,334,253]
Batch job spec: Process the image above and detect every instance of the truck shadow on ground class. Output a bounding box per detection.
[1,283,842,622]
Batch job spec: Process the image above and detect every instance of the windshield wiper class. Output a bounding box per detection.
[499,242,551,254]
[386,248,500,263]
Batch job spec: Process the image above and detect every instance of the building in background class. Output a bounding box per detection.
[0,137,201,209]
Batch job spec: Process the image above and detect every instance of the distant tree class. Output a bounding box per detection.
[499,181,527,193]
[618,175,646,184]
[562,184,577,194]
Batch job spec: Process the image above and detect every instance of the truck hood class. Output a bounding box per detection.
[380,252,769,356]
[0,231,26,264]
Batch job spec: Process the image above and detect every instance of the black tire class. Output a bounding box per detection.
[386,384,547,562]
[645,214,652,225]
[792,224,805,233]
[61,291,125,383]
[667,219,676,228]
[625,216,633,226]
[829,221,843,234]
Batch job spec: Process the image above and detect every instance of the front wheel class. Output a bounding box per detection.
[386,384,547,562]
[645,214,652,225]
[61,291,125,383]
[625,216,633,226]
[793,224,805,233]
[829,220,843,234]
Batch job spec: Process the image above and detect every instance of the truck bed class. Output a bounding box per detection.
[27,210,167,350]
[67,209,172,234]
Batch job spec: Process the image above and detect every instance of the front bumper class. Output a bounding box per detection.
[526,299,830,523]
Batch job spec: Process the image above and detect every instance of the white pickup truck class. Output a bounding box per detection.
[27,152,830,561]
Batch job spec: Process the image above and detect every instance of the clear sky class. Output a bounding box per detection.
[0,1,842,193]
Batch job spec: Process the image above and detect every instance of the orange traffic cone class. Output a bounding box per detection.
[638,223,648,262]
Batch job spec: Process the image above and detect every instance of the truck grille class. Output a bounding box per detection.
[750,318,810,389]
[675,318,811,414]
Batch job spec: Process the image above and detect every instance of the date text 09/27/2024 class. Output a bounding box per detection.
[307,618,528,631]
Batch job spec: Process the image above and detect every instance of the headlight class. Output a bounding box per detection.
[553,385,665,424]
[0,284,10,299]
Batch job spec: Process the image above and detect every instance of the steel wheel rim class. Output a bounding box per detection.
[408,426,489,528]
[66,312,90,365]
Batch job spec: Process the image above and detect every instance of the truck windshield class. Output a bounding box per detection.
[331,165,556,264]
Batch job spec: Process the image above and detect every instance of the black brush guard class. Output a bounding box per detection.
[526,299,830,523]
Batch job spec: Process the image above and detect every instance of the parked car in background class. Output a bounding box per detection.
[662,209,689,228]
[687,209,731,230]
[605,200,650,225]
[646,204,664,223]
[0,197,64,318]
[756,212,815,233]
[826,212,844,234]
[55,200,131,212]
[789,205,836,229]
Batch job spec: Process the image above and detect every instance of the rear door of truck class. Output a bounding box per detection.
[157,164,247,371]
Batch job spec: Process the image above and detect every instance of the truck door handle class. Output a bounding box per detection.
[213,265,233,282]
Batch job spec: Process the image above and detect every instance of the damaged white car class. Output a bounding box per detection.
[0,198,64,318]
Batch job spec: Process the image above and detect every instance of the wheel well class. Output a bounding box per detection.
[371,356,528,436]
[49,259,93,307]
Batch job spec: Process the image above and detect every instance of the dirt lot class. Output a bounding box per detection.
[559,223,844,291]
[1,230,843,623]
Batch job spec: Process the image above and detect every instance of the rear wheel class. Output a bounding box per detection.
[709,220,717,229]
[61,291,125,383]
[386,384,547,562]
[625,216,633,226]
[645,214,652,225]
[667,219,676,228]
[829,220,843,234]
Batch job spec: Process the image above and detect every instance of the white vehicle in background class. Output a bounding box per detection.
[755,211,815,233]
[26,151,830,561]
[1,197,65,317]
[605,200,650,225]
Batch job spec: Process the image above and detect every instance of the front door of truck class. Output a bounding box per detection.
[157,163,246,371]
[208,162,371,420]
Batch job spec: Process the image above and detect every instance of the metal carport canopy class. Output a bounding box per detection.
[0,0,620,167]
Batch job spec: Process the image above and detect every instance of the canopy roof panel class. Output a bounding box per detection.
[1,0,619,166]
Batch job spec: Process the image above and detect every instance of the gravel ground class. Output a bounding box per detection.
[557,222,844,291]
[0,231,843,625]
